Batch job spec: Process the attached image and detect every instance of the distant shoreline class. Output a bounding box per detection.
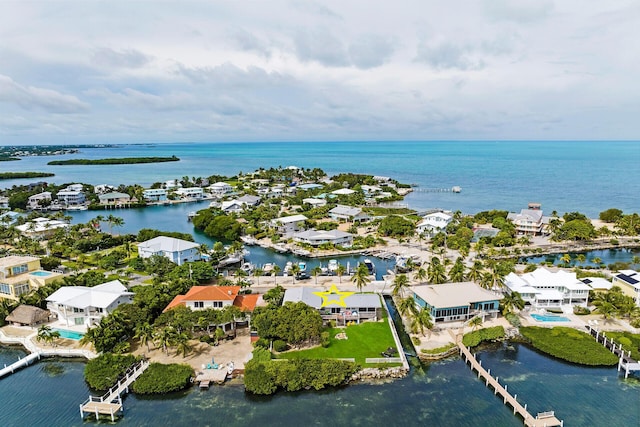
[48,156,180,165]
[0,172,54,180]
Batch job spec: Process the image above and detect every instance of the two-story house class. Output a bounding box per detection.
[411,282,502,323]
[416,211,453,237]
[504,267,591,309]
[0,256,62,302]
[612,270,640,306]
[142,188,168,202]
[270,214,308,238]
[506,205,550,235]
[46,280,133,328]
[137,236,201,265]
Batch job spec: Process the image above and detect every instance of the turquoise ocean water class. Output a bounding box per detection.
[1,141,640,425]
[2,141,639,216]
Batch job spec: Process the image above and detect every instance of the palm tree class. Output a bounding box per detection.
[467,260,483,284]
[592,257,603,267]
[134,322,154,351]
[174,332,193,357]
[272,264,281,285]
[351,263,371,292]
[106,214,124,235]
[397,296,418,318]
[335,264,346,283]
[576,254,587,265]
[153,326,176,355]
[392,274,410,297]
[468,316,483,331]
[414,267,427,283]
[596,301,616,321]
[449,257,466,283]
[559,253,572,267]
[253,267,264,286]
[500,291,525,316]
[290,264,301,284]
[36,325,55,346]
[311,266,322,285]
[427,257,447,284]
[411,308,433,337]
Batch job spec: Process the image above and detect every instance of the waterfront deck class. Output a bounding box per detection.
[80,359,149,422]
[453,332,563,427]
[586,324,640,379]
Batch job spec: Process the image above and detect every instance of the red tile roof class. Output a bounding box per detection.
[233,294,260,311]
[163,286,241,312]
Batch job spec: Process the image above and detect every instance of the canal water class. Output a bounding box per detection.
[519,247,640,268]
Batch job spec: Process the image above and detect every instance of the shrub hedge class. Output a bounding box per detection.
[603,332,640,360]
[84,353,138,391]
[244,358,358,395]
[520,326,618,366]
[462,326,505,347]
[131,363,194,394]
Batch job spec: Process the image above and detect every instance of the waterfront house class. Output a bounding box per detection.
[94,184,116,194]
[163,285,260,312]
[302,198,327,207]
[27,192,52,210]
[0,211,22,224]
[209,182,233,196]
[142,188,168,202]
[16,217,69,239]
[137,236,201,265]
[506,205,550,235]
[416,211,453,237]
[0,256,62,302]
[282,287,383,324]
[298,183,324,191]
[411,282,502,323]
[331,188,356,196]
[504,267,590,309]
[98,192,131,205]
[46,280,133,328]
[164,179,181,189]
[57,187,86,207]
[176,187,204,200]
[270,214,308,237]
[612,270,640,306]
[237,194,261,207]
[581,277,613,292]
[293,229,354,247]
[0,196,9,209]
[329,205,369,222]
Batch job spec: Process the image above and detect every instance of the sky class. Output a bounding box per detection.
[1,0,639,144]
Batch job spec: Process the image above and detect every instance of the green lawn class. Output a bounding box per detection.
[279,321,398,366]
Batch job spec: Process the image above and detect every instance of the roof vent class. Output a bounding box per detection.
[228,290,232,295]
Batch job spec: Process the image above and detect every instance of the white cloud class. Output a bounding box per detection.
[0,0,638,142]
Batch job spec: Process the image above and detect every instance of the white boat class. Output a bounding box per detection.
[327,259,339,274]
[262,263,274,275]
[240,236,258,245]
[283,261,293,275]
[363,258,376,275]
[298,261,307,272]
[240,262,255,274]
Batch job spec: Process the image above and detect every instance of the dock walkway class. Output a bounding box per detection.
[80,359,149,422]
[452,332,563,427]
[586,324,640,379]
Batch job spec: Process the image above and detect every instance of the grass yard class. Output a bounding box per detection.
[280,320,398,366]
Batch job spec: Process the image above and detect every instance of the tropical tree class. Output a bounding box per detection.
[427,257,447,284]
[134,322,154,351]
[468,316,483,332]
[592,257,603,267]
[36,325,59,346]
[311,266,322,285]
[500,291,525,315]
[414,267,427,283]
[290,264,301,284]
[351,263,371,292]
[449,258,466,283]
[392,274,410,297]
[335,264,346,283]
[397,296,418,318]
[153,326,176,355]
[559,253,572,267]
[467,260,483,284]
[174,332,193,357]
[272,264,281,285]
[253,267,264,286]
[106,214,125,235]
[411,308,433,337]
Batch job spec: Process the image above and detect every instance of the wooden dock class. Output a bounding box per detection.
[586,324,640,379]
[80,359,149,422]
[454,334,563,427]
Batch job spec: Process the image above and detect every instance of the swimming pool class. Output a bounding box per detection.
[53,329,84,340]
[530,313,570,322]
[30,271,52,277]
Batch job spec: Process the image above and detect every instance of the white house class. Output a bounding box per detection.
[221,200,245,214]
[283,287,383,323]
[270,214,308,237]
[504,267,591,309]
[331,188,356,196]
[329,205,369,222]
[56,189,86,206]
[302,198,327,207]
[98,192,131,205]
[209,182,233,196]
[16,217,69,239]
[416,211,453,237]
[163,285,260,313]
[137,236,201,265]
[293,229,353,247]
[46,280,133,328]
[27,192,52,210]
[0,196,9,209]
[142,188,168,202]
[176,187,204,200]
[506,206,550,235]
[612,270,640,306]
[411,282,502,323]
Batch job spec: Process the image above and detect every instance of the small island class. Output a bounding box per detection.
[0,172,55,180]
[0,157,20,162]
[48,155,180,165]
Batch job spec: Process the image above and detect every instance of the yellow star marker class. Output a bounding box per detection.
[313,284,355,308]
